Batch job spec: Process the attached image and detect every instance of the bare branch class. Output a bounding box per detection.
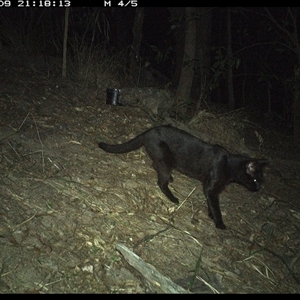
[287,7,298,46]
[263,8,294,45]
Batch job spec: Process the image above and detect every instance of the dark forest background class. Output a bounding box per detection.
[1,7,300,143]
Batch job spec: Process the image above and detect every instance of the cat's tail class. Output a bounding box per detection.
[98,134,144,154]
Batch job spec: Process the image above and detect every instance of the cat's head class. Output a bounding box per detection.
[239,159,268,191]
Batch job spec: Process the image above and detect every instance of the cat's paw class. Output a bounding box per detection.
[170,197,179,204]
[168,195,179,204]
[216,222,226,230]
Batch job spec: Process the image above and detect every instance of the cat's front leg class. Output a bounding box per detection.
[207,201,226,230]
[204,181,226,229]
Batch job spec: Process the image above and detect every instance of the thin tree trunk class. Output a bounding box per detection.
[176,7,197,116]
[168,8,185,87]
[191,7,212,113]
[62,7,69,78]
[293,43,300,146]
[263,7,300,144]
[129,7,144,86]
[293,67,300,146]
[227,7,235,110]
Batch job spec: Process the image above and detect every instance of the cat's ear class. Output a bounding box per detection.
[246,159,268,176]
[246,161,256,176]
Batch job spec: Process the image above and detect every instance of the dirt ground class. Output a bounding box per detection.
[1,61,300,294]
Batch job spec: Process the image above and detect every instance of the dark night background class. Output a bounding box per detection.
[0,7,300,135]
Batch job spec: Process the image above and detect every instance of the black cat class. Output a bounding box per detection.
[98,125,268,229]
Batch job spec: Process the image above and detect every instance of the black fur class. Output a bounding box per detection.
[98,125,268,229]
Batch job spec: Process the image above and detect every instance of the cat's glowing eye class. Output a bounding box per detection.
[253,179,257,182]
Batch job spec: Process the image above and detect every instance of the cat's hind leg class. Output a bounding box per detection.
[153,160,178,204]
[147,141,178,204]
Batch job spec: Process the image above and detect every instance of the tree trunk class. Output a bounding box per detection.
[168,8,185,88]
[129,7,144,86]
[176,7,197,116]
[62,7,70,78]
[293,43,300,146]
[263,7,300,144]
[190,7,212,113]
[293,67,300,146]
[227,7,235,110]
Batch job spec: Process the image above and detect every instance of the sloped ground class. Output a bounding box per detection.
[0,61,300,293]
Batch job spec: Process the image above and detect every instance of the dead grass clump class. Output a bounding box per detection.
[188,109,247,154]
[67,43,127,94]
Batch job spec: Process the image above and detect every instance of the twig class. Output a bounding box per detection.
[241,255,276,285]
[12,212,37,232]
[17,112,30,132]
[47,157,61,170]
[133,227,170,249]
[239,238,300,284]
[196,276,220,294]
[43,277,66,287]
[8,112,30,132]
[32,114,45,173]
[22,150,43,157]
[6,112,45,173]
[0,261,22,277]
[250,263,276,285]
[157,215,203,248]
[175,187,197,212]
[7,141,21,159]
